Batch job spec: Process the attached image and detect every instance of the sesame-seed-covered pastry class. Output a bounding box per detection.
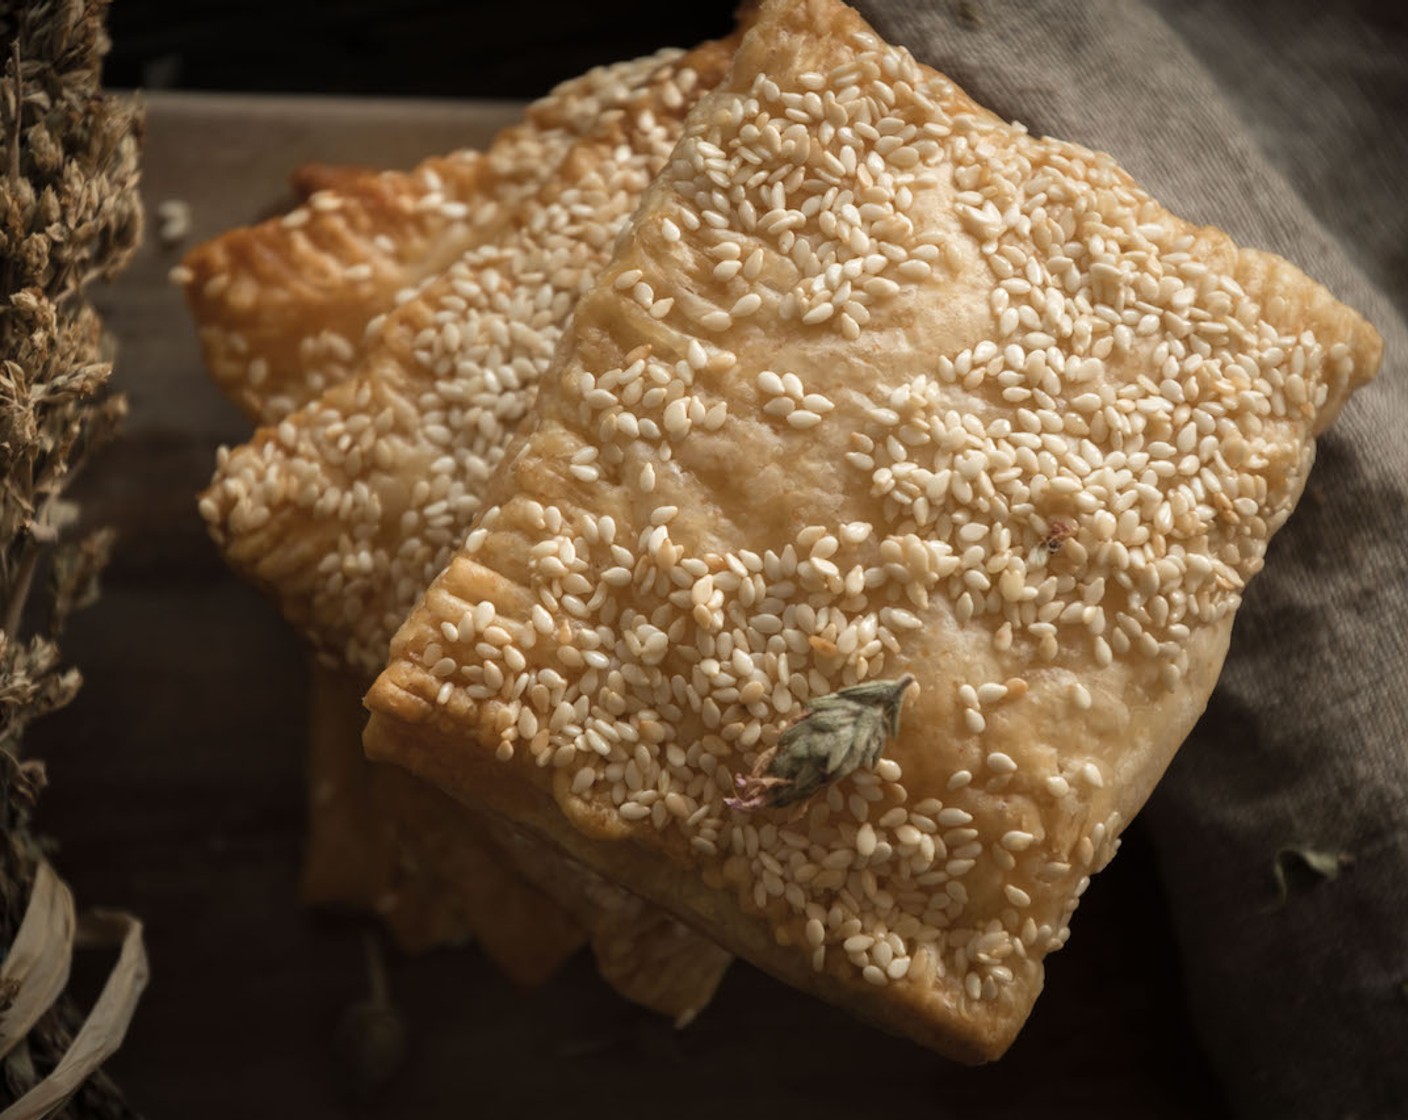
[200,36,738,679]
[364,0,1383,1061]
[179,48,697,425]
[301,663,585,980]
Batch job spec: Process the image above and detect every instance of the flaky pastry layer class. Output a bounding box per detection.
[305,664,729,1014]
[302,664,584,980]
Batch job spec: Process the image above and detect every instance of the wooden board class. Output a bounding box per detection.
[28,91,1228,1119]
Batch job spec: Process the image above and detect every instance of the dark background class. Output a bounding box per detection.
[104,0,1408,107]
[107,0,742,99]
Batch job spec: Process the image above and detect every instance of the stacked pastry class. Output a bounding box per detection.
[184,40,740,1013]
[192,0,1381,1058]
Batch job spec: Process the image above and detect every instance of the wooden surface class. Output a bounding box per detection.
[28,92,1228,1119]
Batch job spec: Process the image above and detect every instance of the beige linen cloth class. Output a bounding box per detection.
[860,1,1407,1117]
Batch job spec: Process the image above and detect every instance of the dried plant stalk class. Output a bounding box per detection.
[0,756,142,1118]
[0,0,144,1115]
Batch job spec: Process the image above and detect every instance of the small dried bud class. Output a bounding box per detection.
[26,123,62,174]
[38,185,62,226]
[20,232,50,279]
[727,675,918,811]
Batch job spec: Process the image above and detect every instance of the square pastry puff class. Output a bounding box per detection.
[365,0,1381,1060]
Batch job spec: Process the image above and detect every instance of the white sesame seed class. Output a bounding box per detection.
[756,370,785,395]
[863,965,888,986]
[1001,830,1036,851]
[986,751,1017,774]
[875,757,902,782]
[1004,885,1032,908]
[976,682,1008,705]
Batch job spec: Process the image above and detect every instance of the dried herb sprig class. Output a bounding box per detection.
[727,676,917,812]
[0,0,139,751]
[0,1,143,1115]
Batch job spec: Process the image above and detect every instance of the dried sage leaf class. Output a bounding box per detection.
[727,675,916,811]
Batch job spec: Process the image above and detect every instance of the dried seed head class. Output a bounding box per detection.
[727,675,917,811]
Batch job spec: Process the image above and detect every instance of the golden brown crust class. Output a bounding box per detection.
[476,811,732,1021]
[180,48,709,425]
[364,0,1381,1060]
[200,37,740,675]
[367,697,1004,1056]
[289,162,381,200]
[181,151,493,423]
